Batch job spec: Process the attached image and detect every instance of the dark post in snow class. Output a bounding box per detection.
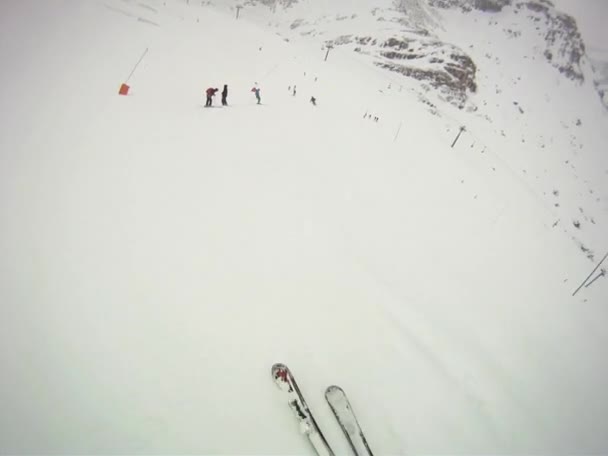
[451,126,466,148]
[324,45,333,62]
[585,270,606,288]
[236,5,242,19]
[572,251,608,296]
[394,122,402,142]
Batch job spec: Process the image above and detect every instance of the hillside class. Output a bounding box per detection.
[0,0,607,454]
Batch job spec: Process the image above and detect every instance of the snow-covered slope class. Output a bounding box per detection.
[215,0,608,263]
[0,0,607,454]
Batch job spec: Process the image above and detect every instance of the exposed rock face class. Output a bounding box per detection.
[323,32,477,108]
[590,56,608,108]
[376,39,476,108]
[240,0,598,107]
[245,0,299,7]
[428,0,512,12]
[429,0,585,84]
[514,1,585,82]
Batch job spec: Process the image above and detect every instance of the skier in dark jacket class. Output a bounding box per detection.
[221,85,228,106]
[205,87,218,107]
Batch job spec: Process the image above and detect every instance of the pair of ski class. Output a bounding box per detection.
[272,363,374,456]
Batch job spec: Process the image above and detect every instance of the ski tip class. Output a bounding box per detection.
[271,363,289,377]
[325,385,345,397]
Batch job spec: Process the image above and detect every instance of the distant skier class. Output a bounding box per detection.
[221,84,228,106]
[205,87,218,107]
[292,85,296,96]
[310,96,316,106]
[251,85,261,104]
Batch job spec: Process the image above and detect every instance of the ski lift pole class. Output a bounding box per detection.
[394,122,402,142]
[585,270,606,288]
[324,45,333,62]
[572,251,608,296]
[451,126,465,148]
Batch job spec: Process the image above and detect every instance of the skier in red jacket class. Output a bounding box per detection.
[251,85,261,104]
[205,87,218,107]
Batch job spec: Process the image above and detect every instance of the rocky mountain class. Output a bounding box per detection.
[430,0,586,79]
[230,0,598,109]
[428,0,608,119]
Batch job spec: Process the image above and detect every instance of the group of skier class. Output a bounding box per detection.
[205,83,316,107]
[204,84,262,107]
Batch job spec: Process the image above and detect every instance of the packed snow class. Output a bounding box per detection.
[0,0,607,453]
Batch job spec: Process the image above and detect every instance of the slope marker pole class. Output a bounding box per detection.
[125,47,149,84]
[451,126,465,148]
[585,270,606,289]
[394,122,402,142]
[572,251,608,296]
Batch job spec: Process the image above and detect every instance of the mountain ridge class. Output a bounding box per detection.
[234,0,601,109]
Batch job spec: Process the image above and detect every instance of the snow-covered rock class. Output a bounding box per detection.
[238,0,598,107]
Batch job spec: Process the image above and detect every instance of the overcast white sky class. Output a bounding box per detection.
[552,0,608,52]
